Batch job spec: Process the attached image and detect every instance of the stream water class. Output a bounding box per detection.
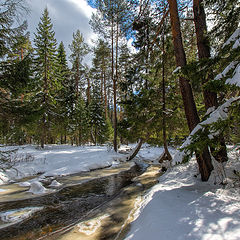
[0,161,161,240]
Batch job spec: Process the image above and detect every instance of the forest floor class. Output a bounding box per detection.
[0,144,240,240]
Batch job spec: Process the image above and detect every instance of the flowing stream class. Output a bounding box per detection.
[0,161,161,240]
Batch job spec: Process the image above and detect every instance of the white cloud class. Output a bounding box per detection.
[66,0,96,18]
[26,0,97,66]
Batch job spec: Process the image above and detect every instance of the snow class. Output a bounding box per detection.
[214,61,240,88]
[0,145,120,185]
[0,207,43,227]
[0,144,240,239]
[18,181,31,187]
[215,27,240,88]
[137,145,176,163]
[77,214,110,235]
[173,97,240,164]
[28,181,48,194]
[49,179,62,187]
[173,66,181,74]
[125,148,240,240]
[214,61,238,81]
[223,28,240,48]
[226,63,240,87]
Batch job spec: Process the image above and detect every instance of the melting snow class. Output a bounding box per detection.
[49,180,62,187]
[28,181,48,194]
[0,207,43,226]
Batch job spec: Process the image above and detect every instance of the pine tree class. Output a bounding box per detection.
[89,78,109,145]
[192,0,228,163]
[0,0,32,144]
[89,0,134,151]
[55,41,72,143]
[33,8,58,148]
[92,39,111,119]
[167,0,213,181]
[69,30,89,100]
[205,0,240,49]
[0,0,28,59]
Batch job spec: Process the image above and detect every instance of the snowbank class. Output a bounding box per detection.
[0,145,120,185]
[173,97,240,164]
[125,148,240,240]
[28,181,48,194]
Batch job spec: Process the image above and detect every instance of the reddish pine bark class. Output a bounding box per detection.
[193,0,228,162]
[168,0,213,181]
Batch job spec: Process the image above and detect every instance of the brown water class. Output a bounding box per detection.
[0,162,154,240]
[44,165,161,240]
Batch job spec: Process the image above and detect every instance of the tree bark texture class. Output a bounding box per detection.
[127,138,144,161]
[112,18,118,152]
[87,77,91,106]
[104,70,108,119]
[168,0,213,180]
[193,0,228,162]
[161,23,172,161]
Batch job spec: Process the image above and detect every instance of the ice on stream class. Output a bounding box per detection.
[77,214,110,236]
[0,207,43,228]
[18,181,31,187]
[28,181,48,194]
[49,180,62,187]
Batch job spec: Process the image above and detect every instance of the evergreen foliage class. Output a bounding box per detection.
[33,8,59,147]
[0,0,239,177]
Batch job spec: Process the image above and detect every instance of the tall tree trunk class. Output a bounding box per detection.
[76,59,79,100]
[41,48,48,149]
[112,17,118,152]
[78,126,82,146]
[101,70,104,104]
[87,77,91,106]
[127,138,144,161]
[64,128,67,144]
[161,23,172,161]
[168,0,213,181]
[95,127,97,146]
[41,115,45,148]
[20,48,24,60]
[193,0,228,162]
[104,70,108,119]
[114,21,119,152]
[60,134,63,144]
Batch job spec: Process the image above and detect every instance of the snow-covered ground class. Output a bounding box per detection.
[0,144,172,186]
[125,146,240,240]
[0,144,240,240]
[0,145,121,185]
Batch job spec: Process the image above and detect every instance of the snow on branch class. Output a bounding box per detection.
[223,28,240,49]
[173,97,240,165]
[215,61,240,88]
[226,63,240,87]
[214,61,238,81]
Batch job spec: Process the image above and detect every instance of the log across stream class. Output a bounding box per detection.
[0,161,162,240]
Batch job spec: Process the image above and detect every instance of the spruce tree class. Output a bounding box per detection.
[33,8,58,148]
[89,78,109,145]
[0,0,32,144]
[69,30,89,100]
[167,0,213,181]
[55,41,72,143]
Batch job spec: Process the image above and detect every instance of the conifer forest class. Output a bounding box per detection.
[0,0,240,239]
